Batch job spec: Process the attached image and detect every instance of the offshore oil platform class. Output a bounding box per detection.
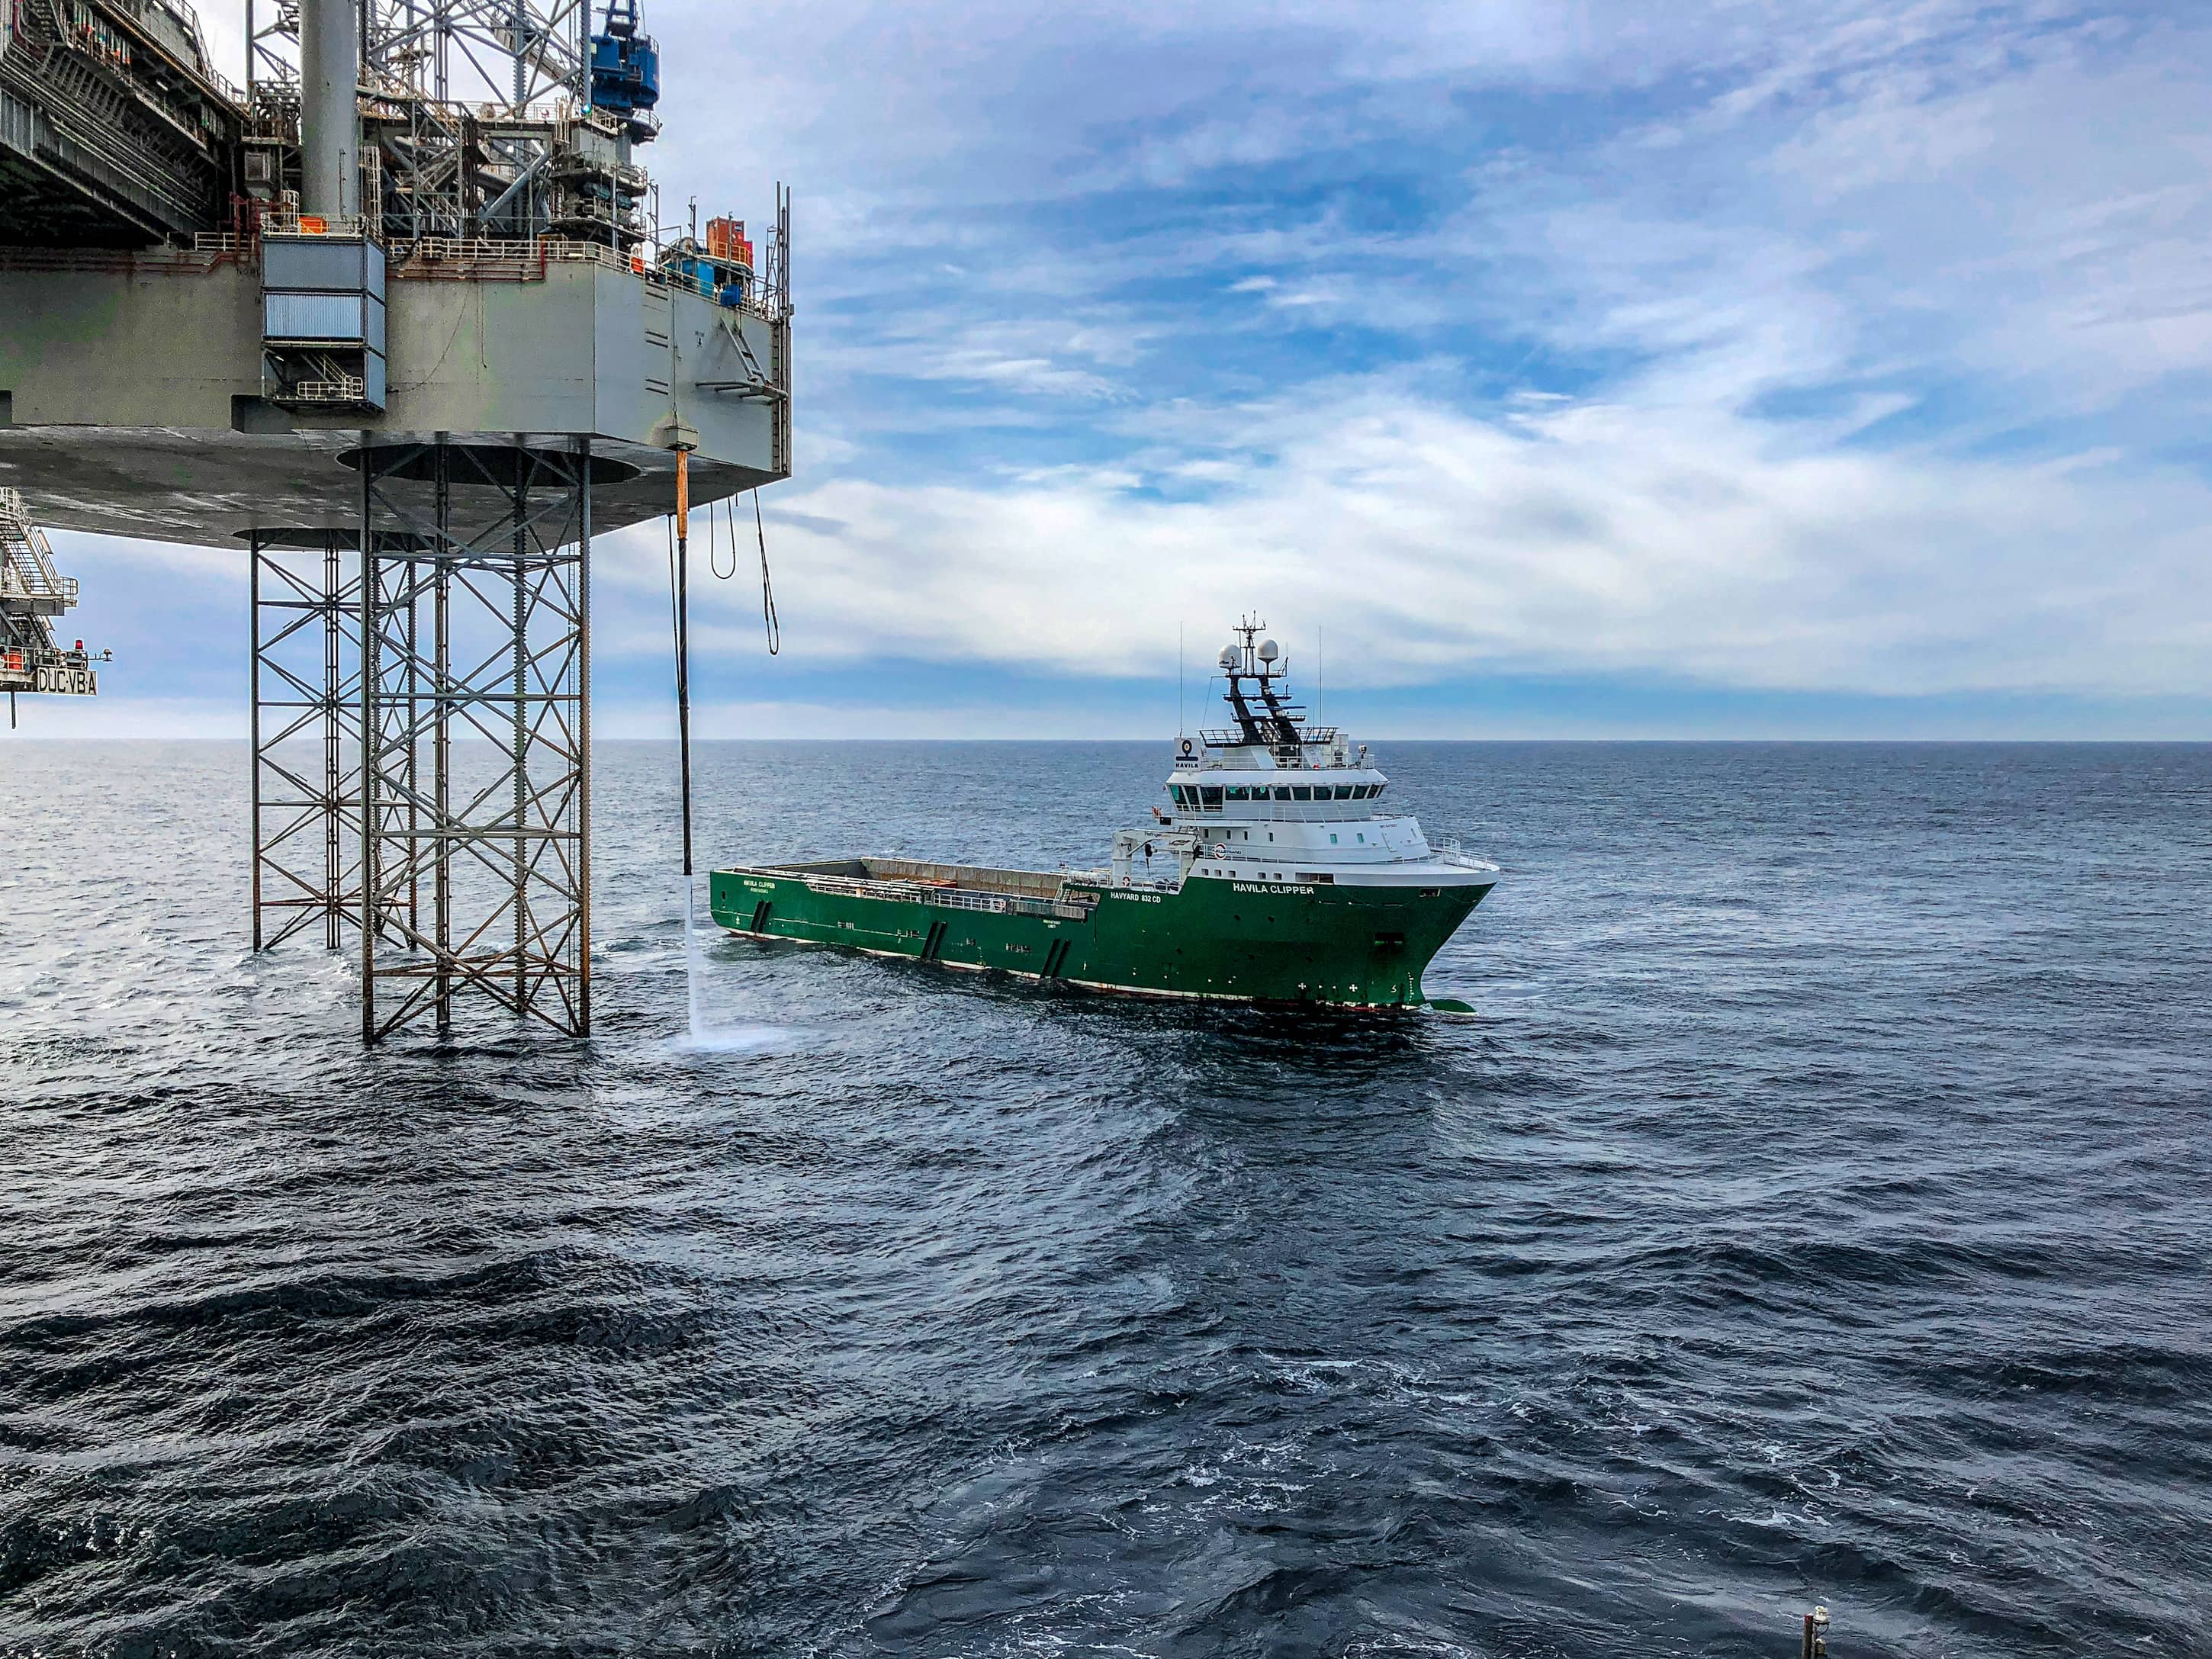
[0,0,790,1040]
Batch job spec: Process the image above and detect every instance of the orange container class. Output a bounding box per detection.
[706,217,755,266]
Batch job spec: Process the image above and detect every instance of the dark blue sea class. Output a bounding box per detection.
[3,740,2209,1657]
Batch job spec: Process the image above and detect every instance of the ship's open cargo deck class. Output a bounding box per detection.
[738,858,1098,921]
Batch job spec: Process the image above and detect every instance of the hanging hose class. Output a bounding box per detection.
[669,466,785,884]
[670,447,695,879]
[754,490,781,657]
[709,488,738,581]
[696,490,781,657]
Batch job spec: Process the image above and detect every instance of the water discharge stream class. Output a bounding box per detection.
[681,872,786,1053]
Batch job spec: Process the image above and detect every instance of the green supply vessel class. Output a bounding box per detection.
[709,619,1499,1007]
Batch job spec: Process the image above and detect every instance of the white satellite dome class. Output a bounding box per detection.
[1257,638,1279,662]
[1218,645,1240,670]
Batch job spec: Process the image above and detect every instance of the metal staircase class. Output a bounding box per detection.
[0,486,78,620]
[1,487,101,718]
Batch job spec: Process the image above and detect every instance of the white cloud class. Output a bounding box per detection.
[676,377,2212,699]
[75,0,2212,735]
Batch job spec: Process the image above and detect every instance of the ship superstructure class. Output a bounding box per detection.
[1104,619,1492,896]
[710,619,1499,1008]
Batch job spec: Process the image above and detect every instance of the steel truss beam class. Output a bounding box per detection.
[352,437,593,1040]
[250,0,589,110]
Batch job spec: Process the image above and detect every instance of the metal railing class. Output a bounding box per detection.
[0,571,76,606]
[1197,726,1339,750]
[0,641,98,675]
[1436,843,1500,873]
[1170,799,1399,825]
[377,234,791,323]
[290,377,367,404]
[257,211,371,238]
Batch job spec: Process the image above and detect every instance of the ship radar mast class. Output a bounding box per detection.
[1216,616,1304,750]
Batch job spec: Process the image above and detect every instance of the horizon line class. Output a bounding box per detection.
[7,735,2209,747]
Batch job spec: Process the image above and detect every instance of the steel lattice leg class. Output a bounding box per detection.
[354,436,592,1041]
[251,531,365,954]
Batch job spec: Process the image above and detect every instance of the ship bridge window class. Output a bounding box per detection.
[1335,785,1355,800]
[1227,786,1249,801]
[1272,786,1291,802]
[1200,786,1223,808]
[1291,786,1312,801]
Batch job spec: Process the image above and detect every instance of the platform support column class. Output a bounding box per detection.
[358,440,379,1043]
[326,533,347,950]
[513,481,529,1005]
[575,442,592,1035]
[432,442,452,1031]
[250,546,261,951]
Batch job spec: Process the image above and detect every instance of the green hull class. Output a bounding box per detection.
[708,860,1490,1007]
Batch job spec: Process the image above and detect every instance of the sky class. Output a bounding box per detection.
[27,0,2212,738]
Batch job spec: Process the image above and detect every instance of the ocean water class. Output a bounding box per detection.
[2,739,2208,1658]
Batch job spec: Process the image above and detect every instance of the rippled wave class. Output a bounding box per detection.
[2,740,2208,1657]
